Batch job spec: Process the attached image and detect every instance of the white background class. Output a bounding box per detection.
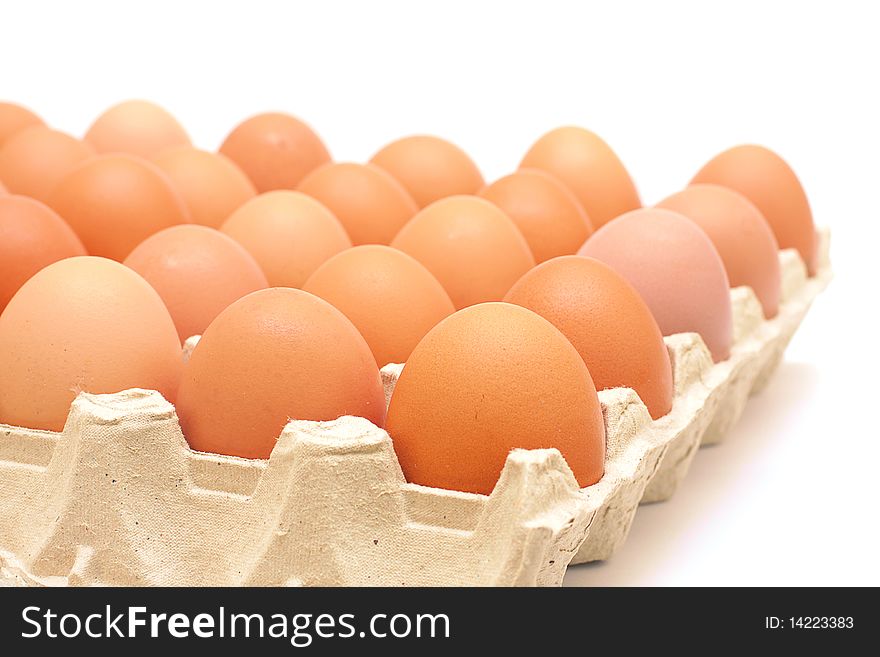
[3,0,877,586]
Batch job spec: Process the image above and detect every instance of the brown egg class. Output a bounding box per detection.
[691,144,818,275]
[390,195,535,309]
[0,256,182,432]
[0,102,44,148]
[479,168,593,263]
[219,112,330,192]
[220,191,351,287]
[657,184,781,318]
[124,225,268,340]
[303,245,455,366]
[176,288,385,459]
[579,208,732,362]
[0,126,95,203]
[386,302,605,495]
[296,162,418,245]
[48,154,190,261]
[520,126,641,228]
[370,135,484,208]
[84,100,190,159]
[153,146,256,228]
[505,256,672,419]
[0,195,87,312]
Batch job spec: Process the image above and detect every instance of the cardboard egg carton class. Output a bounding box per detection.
[0,230,830,586]
[0,385,599,586]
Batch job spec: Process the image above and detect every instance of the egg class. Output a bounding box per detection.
[48,154,190,260]
[0,102,43,148]
[0,256,182,432]
[657,184,781,318]
[219,112,331,192]
[124,225,268,340]
[479,168,593,263]
[220,191,351,288]
[386,302,605,495]
[0,180,7,195]
[505,256,673,419]
[0,195,87,312]
[84,100,191,159]
[0,126,95,203]
[579,208,732,362]
[390,195,535,309]
[691,144,818,275]
[176,288,385,459]
[153,146,257,228]
[370,135,484,208]
[295,162,418,245]
[303,245,455,366]
[520,126,641,228]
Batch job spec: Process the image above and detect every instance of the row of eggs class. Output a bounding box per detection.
[0,100,820,496]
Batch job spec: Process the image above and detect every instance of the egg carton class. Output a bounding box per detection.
[0,230,830,586]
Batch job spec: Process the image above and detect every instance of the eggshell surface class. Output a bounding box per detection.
[297,162,418,244]
[386,302,605,495]
[479,168,593,262]
[85,100,191,159]
[520,126,640,228]
[691,144,818,275]
[0,126,96,203]
[48,154,190,260]
[176,288,385,459]
[303,245,455,366]
[0,195,87,312]
[153,146,256,228]
[124,225,268,340]
[220,191,351,288]
[505,256,673,419]
[0,102,43,148]
[579,208,732,362]
[219,112,330,192]
[657,184,781,318]
[0,256,182,432]
[391,195,535,309]
[370,135,484,208]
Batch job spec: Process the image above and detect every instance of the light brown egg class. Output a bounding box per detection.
[48,154,190,261]
[219,112,330,192]
[0,195,87,312]
[84,100,190,159]
[579,208,732,362]
[0,126,95,203]
[220,191,351,288]
[297,162,418,245]
[390,195,535,309]
[479,168,593,263]
[0,256,182,432]
[657,184,781,318]
[370,135,484,208]
[520,126,641,228]
[303,245,455,366]
[0,102,44,148]
[176,288,385,459]
[153,146,257,228]
[386,302,605,495]
[690,144,818,275]
[505,256,672,419]
[124,225,268,340]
